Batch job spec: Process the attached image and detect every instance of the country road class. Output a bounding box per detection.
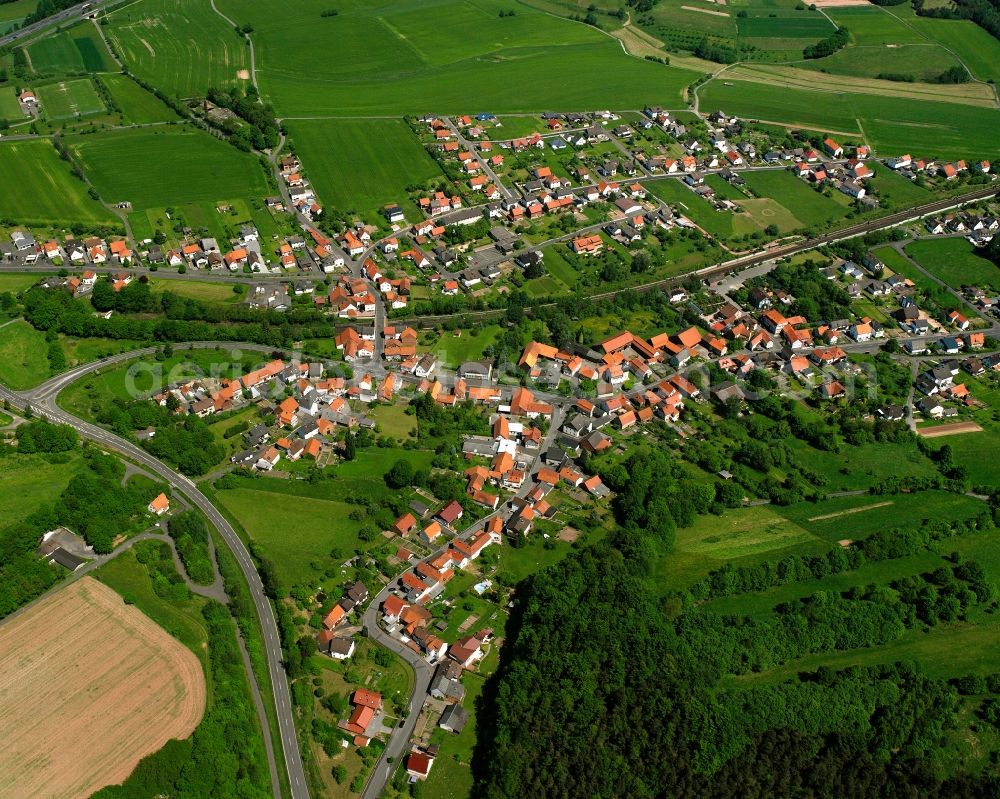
[0,344,312,799]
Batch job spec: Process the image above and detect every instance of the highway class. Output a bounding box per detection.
[0,0,116,47]
[0,342,312,799]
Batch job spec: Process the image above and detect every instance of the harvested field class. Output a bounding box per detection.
[917,421,984,438]
[0,577,205,799]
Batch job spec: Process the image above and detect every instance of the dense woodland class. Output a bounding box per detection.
[472,525,1000,799]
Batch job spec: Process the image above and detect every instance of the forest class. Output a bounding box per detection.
[472,529,1000,799]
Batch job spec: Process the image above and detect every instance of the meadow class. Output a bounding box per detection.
[800,43,963,83]
[213,448,434,586]
[905,238,1000,293]
[0,86,22,119]
[893,8,1000,84]
[216,0,698,116]
[866,162,934,208]
[425,324,502,369]
[825,6,926,46]
[104,0,250,97]
[26,23,117,74]
[0,139,115,226]
[101,74,180,124]
[285,119,444,219]
[67,127,270,211]
[0,320,49,389]
[0,451,83,522]
[37,78,106,120]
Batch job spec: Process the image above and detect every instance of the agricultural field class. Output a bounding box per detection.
[215,0,698,116]
[26,22,117,74]
[825,6,927,46]
[37,78,106,121]
[101,73,180,124]
[67,127,270,211]
[0,578,205,799]
[286,119,444,220]
[893,9,1000,84]
[0,139,115,226]
[103,0,251,97]
[905,237,1000,293]
[700,80,1000,159]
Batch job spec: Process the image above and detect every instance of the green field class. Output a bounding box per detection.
[372,403,417,440]
[0,273,44,294]
[0,139,115,225]
[0,451,83,522]
[215,0,698,116]
[147,278,242,304]
[744,169,851,226]
[0,0,33,34]
[0,320,53,390]
[101,74,180,123]
[104,0,250,97]
[802,42,963,83]
[906,237,1000,293]
[826,6,926,46]
[37,78,106,120]
[0,85,24,119]
[867,161,934,208]
[900,11,1000,84]
[214,448,434,586]
[700,80,1000,159]
[27,22,117,74]
[427,324,502,369]
[68,127,270,210]
[286,119,444,219]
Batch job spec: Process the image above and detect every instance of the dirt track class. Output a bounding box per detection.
[0,577,205,799]
[916,421,984,438]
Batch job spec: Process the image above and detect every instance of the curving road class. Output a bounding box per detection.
[0,0,116,47]
[0,343,311,799]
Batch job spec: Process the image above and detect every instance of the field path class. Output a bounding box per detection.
[209,0,258,91]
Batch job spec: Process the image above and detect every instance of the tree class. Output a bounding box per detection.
[385,458,414,488]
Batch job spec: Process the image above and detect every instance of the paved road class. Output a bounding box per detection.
[357,405,563,799]
[0,347,311,799]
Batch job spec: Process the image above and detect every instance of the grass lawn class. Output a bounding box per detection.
[0,273,45,293]
[68,127,269,211]
[742,169,850,228]
[214,487,365,588]
[425,325,501,369]
[37,78,106,121]
[285,119,444,220]
[104,0,250,96]
[0,139,115,226]
[867,162,934,208]
[148,278,242,305]
[0,451,83,522]
[213,449,433,586]
[101,74,180,124]
[934,426,1000,489]
[372,403,416,441]
[59,336,147,368]
[802,41,961,83]
[422,672,484,798]
[216,0,698,116]
[905,237,1000,293]
[0,85,24,118]
[0,320,50,390]
[646,177,748,240]
[27,23,116,74]
[94,545,211,671]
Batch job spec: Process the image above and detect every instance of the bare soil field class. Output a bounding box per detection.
[0,577,205,799]
[917,421,984,438]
